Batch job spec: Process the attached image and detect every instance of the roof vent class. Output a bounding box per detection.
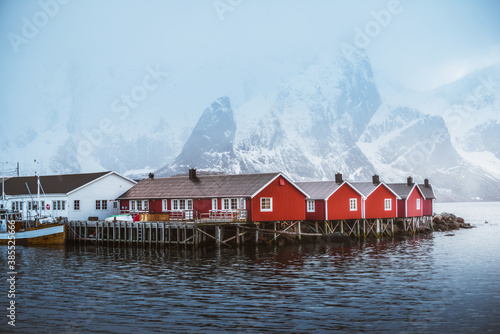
[189,168,197,181]
[407,176,413,186]
[148,173,154,179]
[424,178,429,188]
[372,174,380,185]
[335,173,343,184]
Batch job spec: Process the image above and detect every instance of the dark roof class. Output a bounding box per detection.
[387,183,423,199]
[418,184,436,199]
[350,182,379,197]
[296,181,340,200]
[117,173,285,200]
[3,172,111,195]
[350,181,400,199]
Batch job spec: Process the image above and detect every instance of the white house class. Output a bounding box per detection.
[1,171,136,221]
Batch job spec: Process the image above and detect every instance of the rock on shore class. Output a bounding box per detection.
[432,213,473,231]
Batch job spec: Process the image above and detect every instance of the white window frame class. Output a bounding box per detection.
[130,200,136,211]
[222,198,239,211]
[307,200,315,212]
[416,198,421,210]
[384,198,392,211]
[260,197,273,212]
[162,199,168,211]
[212,198,218,211]
[101,200,107,210]
[172,199,192,211]
[74,200,80,211]
[349,198,357,211]
[142,200,148,211]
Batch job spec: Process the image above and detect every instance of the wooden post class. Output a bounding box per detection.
[341,220,344,234]
[255,225,259,244]
[391,219,394,236]
[216,226,221,246]
[298,221,301,242]
[376,219,380,238]
[273,222,277,242]
[236,226,240,247]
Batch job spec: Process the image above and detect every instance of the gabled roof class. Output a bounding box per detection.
[117,172,308,200]
[387,183,424,200]
[3,171,114,196]
[295,181,340,200]
[418,184,436,199]
[296,180,365,200]
[350,182,401,199]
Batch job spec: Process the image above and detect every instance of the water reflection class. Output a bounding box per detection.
[2,211,500,333]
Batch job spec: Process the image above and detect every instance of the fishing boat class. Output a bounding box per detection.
[0,172,66,246]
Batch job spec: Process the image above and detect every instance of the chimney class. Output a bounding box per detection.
[407,176,413,186]
[424,178,429,188]
[372,174,380,185]
[189,168,197,181]
[148,173,154,179]
[335,173,343,184]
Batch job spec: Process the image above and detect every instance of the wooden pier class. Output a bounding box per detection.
[66,216,433,248]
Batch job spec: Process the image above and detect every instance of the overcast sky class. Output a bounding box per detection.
[1,0,499,150]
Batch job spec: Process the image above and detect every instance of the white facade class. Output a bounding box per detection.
[1,172,136,221]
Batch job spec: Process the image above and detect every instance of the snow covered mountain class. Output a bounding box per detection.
[157,49,500,202]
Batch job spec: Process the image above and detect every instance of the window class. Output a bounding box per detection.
[307,200,315,212]
[384,198,392,211]
[416,198,421,210]
[162,199,168,211]
[130,200,136,211]
[96,200,101,210]
[222,198,239,210]
[349,198,357,211]
[212,198,217,210]
[74,200,80,211]
[172,199,191,211]
[28,201,32,211]
[62,201,66,210]
[101,200,107,210]
[260,197,272,212]
[113,201,118,209]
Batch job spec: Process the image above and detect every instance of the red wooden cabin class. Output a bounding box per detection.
[117,169,308,222]
[418,178,436,216]
[352,175,400,219]
[297,173,363,221]
[388,177,425,218]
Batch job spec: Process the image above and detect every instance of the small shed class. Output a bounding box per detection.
[387,177,425,218]
[297,173,364,221]
[418,178,436,216]
[351,175,400,219]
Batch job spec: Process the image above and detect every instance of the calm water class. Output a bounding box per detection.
[1,202,500,333]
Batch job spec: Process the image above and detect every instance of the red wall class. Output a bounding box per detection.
[396,199,405,218]
[193,198,212,217]
[251,175,306,222]
[119,200,130,211]
[149,199,163,213]
[327,183,363,220]
[364,185,397,219]
[423,199,433,216]
[305,200,325,221]
[406,188,423,217]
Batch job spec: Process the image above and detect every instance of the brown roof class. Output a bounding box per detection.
[117,173,285,200]
[3,172,111,195]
